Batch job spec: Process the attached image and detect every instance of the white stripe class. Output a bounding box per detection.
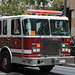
[23,36,71,38]
[24,50,32,54]
[11,49,22,53]
[11,49,32,54]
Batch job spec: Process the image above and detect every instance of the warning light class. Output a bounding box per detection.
[62,44,69,48]
[33,44,40,48]
[62,44,66,48]
[38,14,42,16]
[27,9,63,15]
[49,15,53,16]
[37,44,40,47]
[24,13,28,15]
[44,14,48,16]
[62,15,66,17]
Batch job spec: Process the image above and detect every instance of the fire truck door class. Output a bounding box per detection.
[1,20,9,48]
[9,19,22,57]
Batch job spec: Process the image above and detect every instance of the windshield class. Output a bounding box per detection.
[22,19,50,35]
[50,20,70,36]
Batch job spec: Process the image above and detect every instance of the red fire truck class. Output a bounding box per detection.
[0,9,71,72]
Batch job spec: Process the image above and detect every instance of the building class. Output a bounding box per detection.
[67,0,75,36]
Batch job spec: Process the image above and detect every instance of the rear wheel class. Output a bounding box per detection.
[39,65,54,72]
[1,51,12,72]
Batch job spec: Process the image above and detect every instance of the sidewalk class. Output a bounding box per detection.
[64,64,75,67]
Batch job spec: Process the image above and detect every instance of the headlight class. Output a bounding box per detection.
[61,48,70,52]
[65,49,68,51]
[62,48,65,51]
[32,43,40,53]
[33,49,37,52]
[33,49,40,52]
[37,49,40,52]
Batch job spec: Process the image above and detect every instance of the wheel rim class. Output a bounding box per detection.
[2,56,8,69]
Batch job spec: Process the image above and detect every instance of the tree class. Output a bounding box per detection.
[24,0,35,5]
[0,0,64,15]
[1,0,26,15]
[35,0,53,9]
[33,0,63,11]
[50,0,64,11]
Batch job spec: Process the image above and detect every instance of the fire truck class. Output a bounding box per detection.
[0,9,72,72]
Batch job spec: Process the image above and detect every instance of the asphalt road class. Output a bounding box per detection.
[0,65,75,75]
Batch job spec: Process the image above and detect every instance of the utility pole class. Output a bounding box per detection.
[64,0,67,16]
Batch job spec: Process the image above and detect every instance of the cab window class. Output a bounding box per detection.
[11,19,21,35]
[22,19,50,35]
[3,20,7,35]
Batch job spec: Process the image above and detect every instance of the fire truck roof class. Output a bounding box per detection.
[0,15,68,20]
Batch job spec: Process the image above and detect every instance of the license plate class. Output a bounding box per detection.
[60,60,65,63]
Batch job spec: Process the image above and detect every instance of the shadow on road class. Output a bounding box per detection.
[7,67,64,75]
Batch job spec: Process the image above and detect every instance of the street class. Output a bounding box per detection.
[0,65,75,75]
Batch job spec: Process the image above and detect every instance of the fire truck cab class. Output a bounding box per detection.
[0,9,71,72]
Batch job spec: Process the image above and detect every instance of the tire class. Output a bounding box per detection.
[0,52,1,70]
[39,65,54,72]
[12,63,20,72]
[1,51,12,72]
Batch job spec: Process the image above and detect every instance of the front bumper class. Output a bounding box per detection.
[22,56,66,66]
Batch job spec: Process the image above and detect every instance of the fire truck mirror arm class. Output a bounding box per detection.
[0,46,12,63]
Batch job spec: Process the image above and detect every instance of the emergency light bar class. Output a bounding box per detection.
[27,9,63,15]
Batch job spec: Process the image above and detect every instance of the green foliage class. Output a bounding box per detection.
[35,0,63,11]
[24,0,34,5]
[1,0,26,15]
[50,0,64,11]
[0,0,64,15]
[35,0,53,9]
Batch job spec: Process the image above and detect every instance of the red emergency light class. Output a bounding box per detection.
[27,9,63,15]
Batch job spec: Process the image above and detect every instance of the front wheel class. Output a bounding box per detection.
[1,51,12,72]
[39,65,54,72]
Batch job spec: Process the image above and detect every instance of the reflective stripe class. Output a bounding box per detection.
[11,49,32,54]
[24,50,32,54]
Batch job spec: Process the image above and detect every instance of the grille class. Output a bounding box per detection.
[70,47,75,56]
[41,38,60,56]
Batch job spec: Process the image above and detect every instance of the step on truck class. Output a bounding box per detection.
[0,9,73,72]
